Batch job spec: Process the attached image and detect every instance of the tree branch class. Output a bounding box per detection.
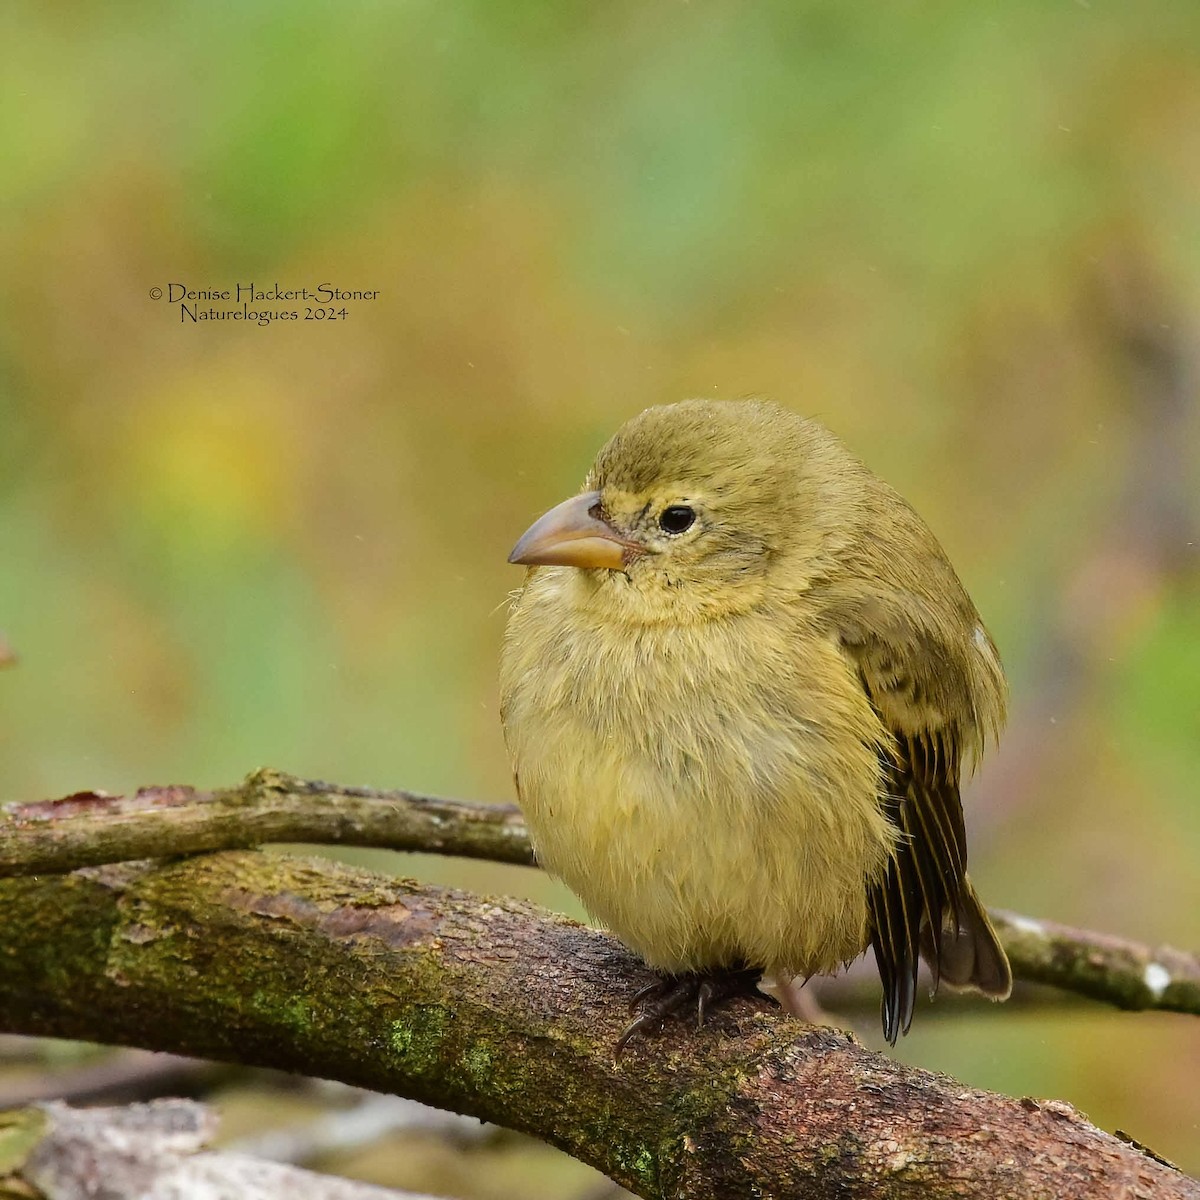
[0,769,534,872]
[0,851,1193,1199]
[3,1099,446,1200]
[2,771,1196,1019]
[988,909,1200,1017]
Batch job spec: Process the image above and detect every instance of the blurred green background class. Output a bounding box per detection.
[1,0,1198,1189]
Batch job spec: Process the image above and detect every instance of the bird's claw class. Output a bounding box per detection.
[614,966,765,1059]
[627,978,666,1014]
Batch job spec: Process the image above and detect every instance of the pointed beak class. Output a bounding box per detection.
[508,490,641,570]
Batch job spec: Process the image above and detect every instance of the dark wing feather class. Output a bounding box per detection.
[868,732,968,1042]
[832,587,1008,1043]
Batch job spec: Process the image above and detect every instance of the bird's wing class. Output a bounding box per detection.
[832,589,1007,1043]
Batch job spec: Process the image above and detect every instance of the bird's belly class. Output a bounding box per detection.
[527,756,876,978]
[504,621,893,979]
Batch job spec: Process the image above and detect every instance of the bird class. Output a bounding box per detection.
[499,398,1012,1049]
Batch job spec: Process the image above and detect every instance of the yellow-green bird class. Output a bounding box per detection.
[500,399,1011,1048]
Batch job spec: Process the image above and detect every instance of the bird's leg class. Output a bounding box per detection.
[615,964,768,1056]
[761,975,837,1026]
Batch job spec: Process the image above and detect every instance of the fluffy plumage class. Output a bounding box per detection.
[500,398,1011,1041]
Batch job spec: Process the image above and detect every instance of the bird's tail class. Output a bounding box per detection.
[923,877,1012,998]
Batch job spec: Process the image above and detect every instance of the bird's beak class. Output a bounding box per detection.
[508,490,640,570]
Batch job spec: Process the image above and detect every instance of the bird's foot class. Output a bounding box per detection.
[615,965,767,1056]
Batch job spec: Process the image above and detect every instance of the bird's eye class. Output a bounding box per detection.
[658,505,696,535]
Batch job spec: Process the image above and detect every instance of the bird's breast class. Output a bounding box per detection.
[499,574,895,975]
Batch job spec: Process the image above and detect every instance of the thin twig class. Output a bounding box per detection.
[0,1050,224,1109]
[0,769,534,874]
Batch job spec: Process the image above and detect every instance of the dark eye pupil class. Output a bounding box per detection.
[659,505,696,534]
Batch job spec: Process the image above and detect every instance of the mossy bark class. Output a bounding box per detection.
[0,851,1192,1199]
[2,772,1197,1020]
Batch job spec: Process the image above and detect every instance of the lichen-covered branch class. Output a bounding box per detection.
[0,851,1193,1199]
[2,771,1197,1019]
[0,769,534,874]
[990,909,1200,1017]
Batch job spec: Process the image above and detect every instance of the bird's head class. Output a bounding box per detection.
[508,399,861,621]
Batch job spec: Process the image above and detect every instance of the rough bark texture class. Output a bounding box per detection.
[2,772,1197,1019]
[0,851,1192,1200]
[0,769,534,874]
